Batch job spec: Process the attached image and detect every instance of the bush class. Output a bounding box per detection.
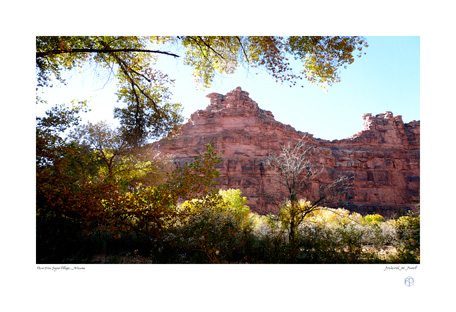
[289,209,400,264]
[247,214,289,263]
[393,211,420,263]
[171,190,255,263]
[363,214,385,226]
[40,182,419,264]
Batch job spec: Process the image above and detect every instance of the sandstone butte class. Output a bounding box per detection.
[152,87,420,217]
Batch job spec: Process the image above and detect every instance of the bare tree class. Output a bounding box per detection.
[264,135,352,261]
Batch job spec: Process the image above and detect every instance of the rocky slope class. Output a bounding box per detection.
[153,87,420,216]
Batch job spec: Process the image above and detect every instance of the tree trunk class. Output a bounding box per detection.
[289,202,297,263]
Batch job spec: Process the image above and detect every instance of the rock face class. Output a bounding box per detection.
[154,87,420,217]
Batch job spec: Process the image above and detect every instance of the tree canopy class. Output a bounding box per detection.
[36,36,367,145]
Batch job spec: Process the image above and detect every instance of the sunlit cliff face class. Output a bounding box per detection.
[154,87,420,216]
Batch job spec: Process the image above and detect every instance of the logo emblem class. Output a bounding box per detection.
[404,276,414,287]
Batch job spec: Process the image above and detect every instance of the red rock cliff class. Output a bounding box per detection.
[153,87,420,216]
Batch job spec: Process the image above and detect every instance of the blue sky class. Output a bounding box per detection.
[36,36,420,141]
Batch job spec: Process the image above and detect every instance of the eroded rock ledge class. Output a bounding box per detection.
[153,87,420,216]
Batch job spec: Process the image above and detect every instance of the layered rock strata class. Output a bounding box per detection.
[153,87,420,217]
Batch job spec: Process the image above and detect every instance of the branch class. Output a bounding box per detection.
[102,43,160,116]
[36,48,180,59]
[186,37,208,60]
[196,36,226,60]
[236,36,249,63]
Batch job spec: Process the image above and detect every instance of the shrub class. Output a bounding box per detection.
[393,211,420,263]
[248,214,289,263]
[363,214,385,226]
[294,209,398,263]
[173,190,255,263]
[305,208,363,227]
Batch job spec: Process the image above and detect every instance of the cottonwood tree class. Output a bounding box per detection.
[68,121,173,189]
[36,36,368,146]
[36,36,184,147]
[36,103,223,261]
[264,135,353,262]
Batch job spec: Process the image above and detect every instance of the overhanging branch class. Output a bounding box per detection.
[36,48,180,59]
